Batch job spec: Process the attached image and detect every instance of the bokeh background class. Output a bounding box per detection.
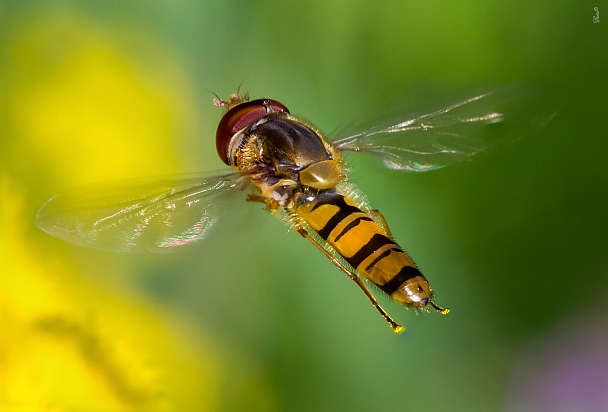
[2,1,608,411]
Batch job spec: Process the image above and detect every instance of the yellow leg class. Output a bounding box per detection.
[295,224,404,333]
[246,194,279,211]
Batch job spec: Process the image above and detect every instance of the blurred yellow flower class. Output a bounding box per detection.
[1,176,222,411]
[7,9,214,189]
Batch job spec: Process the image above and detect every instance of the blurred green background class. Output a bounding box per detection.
[2,1,608,411]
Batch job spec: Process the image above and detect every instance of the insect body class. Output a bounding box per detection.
[214,94,448,332]
[37,87,546,332]
[296,193,443,311]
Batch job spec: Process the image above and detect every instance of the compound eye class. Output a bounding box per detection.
[215,99,290,165]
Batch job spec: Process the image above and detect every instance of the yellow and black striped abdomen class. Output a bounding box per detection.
[296,192,433,308]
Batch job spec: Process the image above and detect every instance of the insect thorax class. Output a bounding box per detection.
[233,112,344,206]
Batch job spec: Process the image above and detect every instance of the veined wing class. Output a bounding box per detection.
[331,85,557,172]
[36,171,245,253]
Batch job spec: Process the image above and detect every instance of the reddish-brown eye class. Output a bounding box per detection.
[216,99,290,165]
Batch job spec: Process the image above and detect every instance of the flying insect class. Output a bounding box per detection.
[37,86,549,332]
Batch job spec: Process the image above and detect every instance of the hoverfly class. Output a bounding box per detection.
[37,86,549,332]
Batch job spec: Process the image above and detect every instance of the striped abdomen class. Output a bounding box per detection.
[296,191,433,309]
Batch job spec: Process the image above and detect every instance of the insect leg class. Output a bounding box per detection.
[295,225,405,333]
[246,194,280,210]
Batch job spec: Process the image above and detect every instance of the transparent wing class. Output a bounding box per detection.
[332,85,557,172]
[36,171,245,253]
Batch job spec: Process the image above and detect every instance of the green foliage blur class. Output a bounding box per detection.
[2,1,607,411]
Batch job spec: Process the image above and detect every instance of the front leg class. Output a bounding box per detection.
[246,193,280,211]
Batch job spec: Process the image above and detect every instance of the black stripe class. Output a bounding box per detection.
[378,266,423,295]
[310,191,343,211]
[314,194,362,240]
[364,247,398,272]
[345,233,395,269]
[334,216,373,242]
